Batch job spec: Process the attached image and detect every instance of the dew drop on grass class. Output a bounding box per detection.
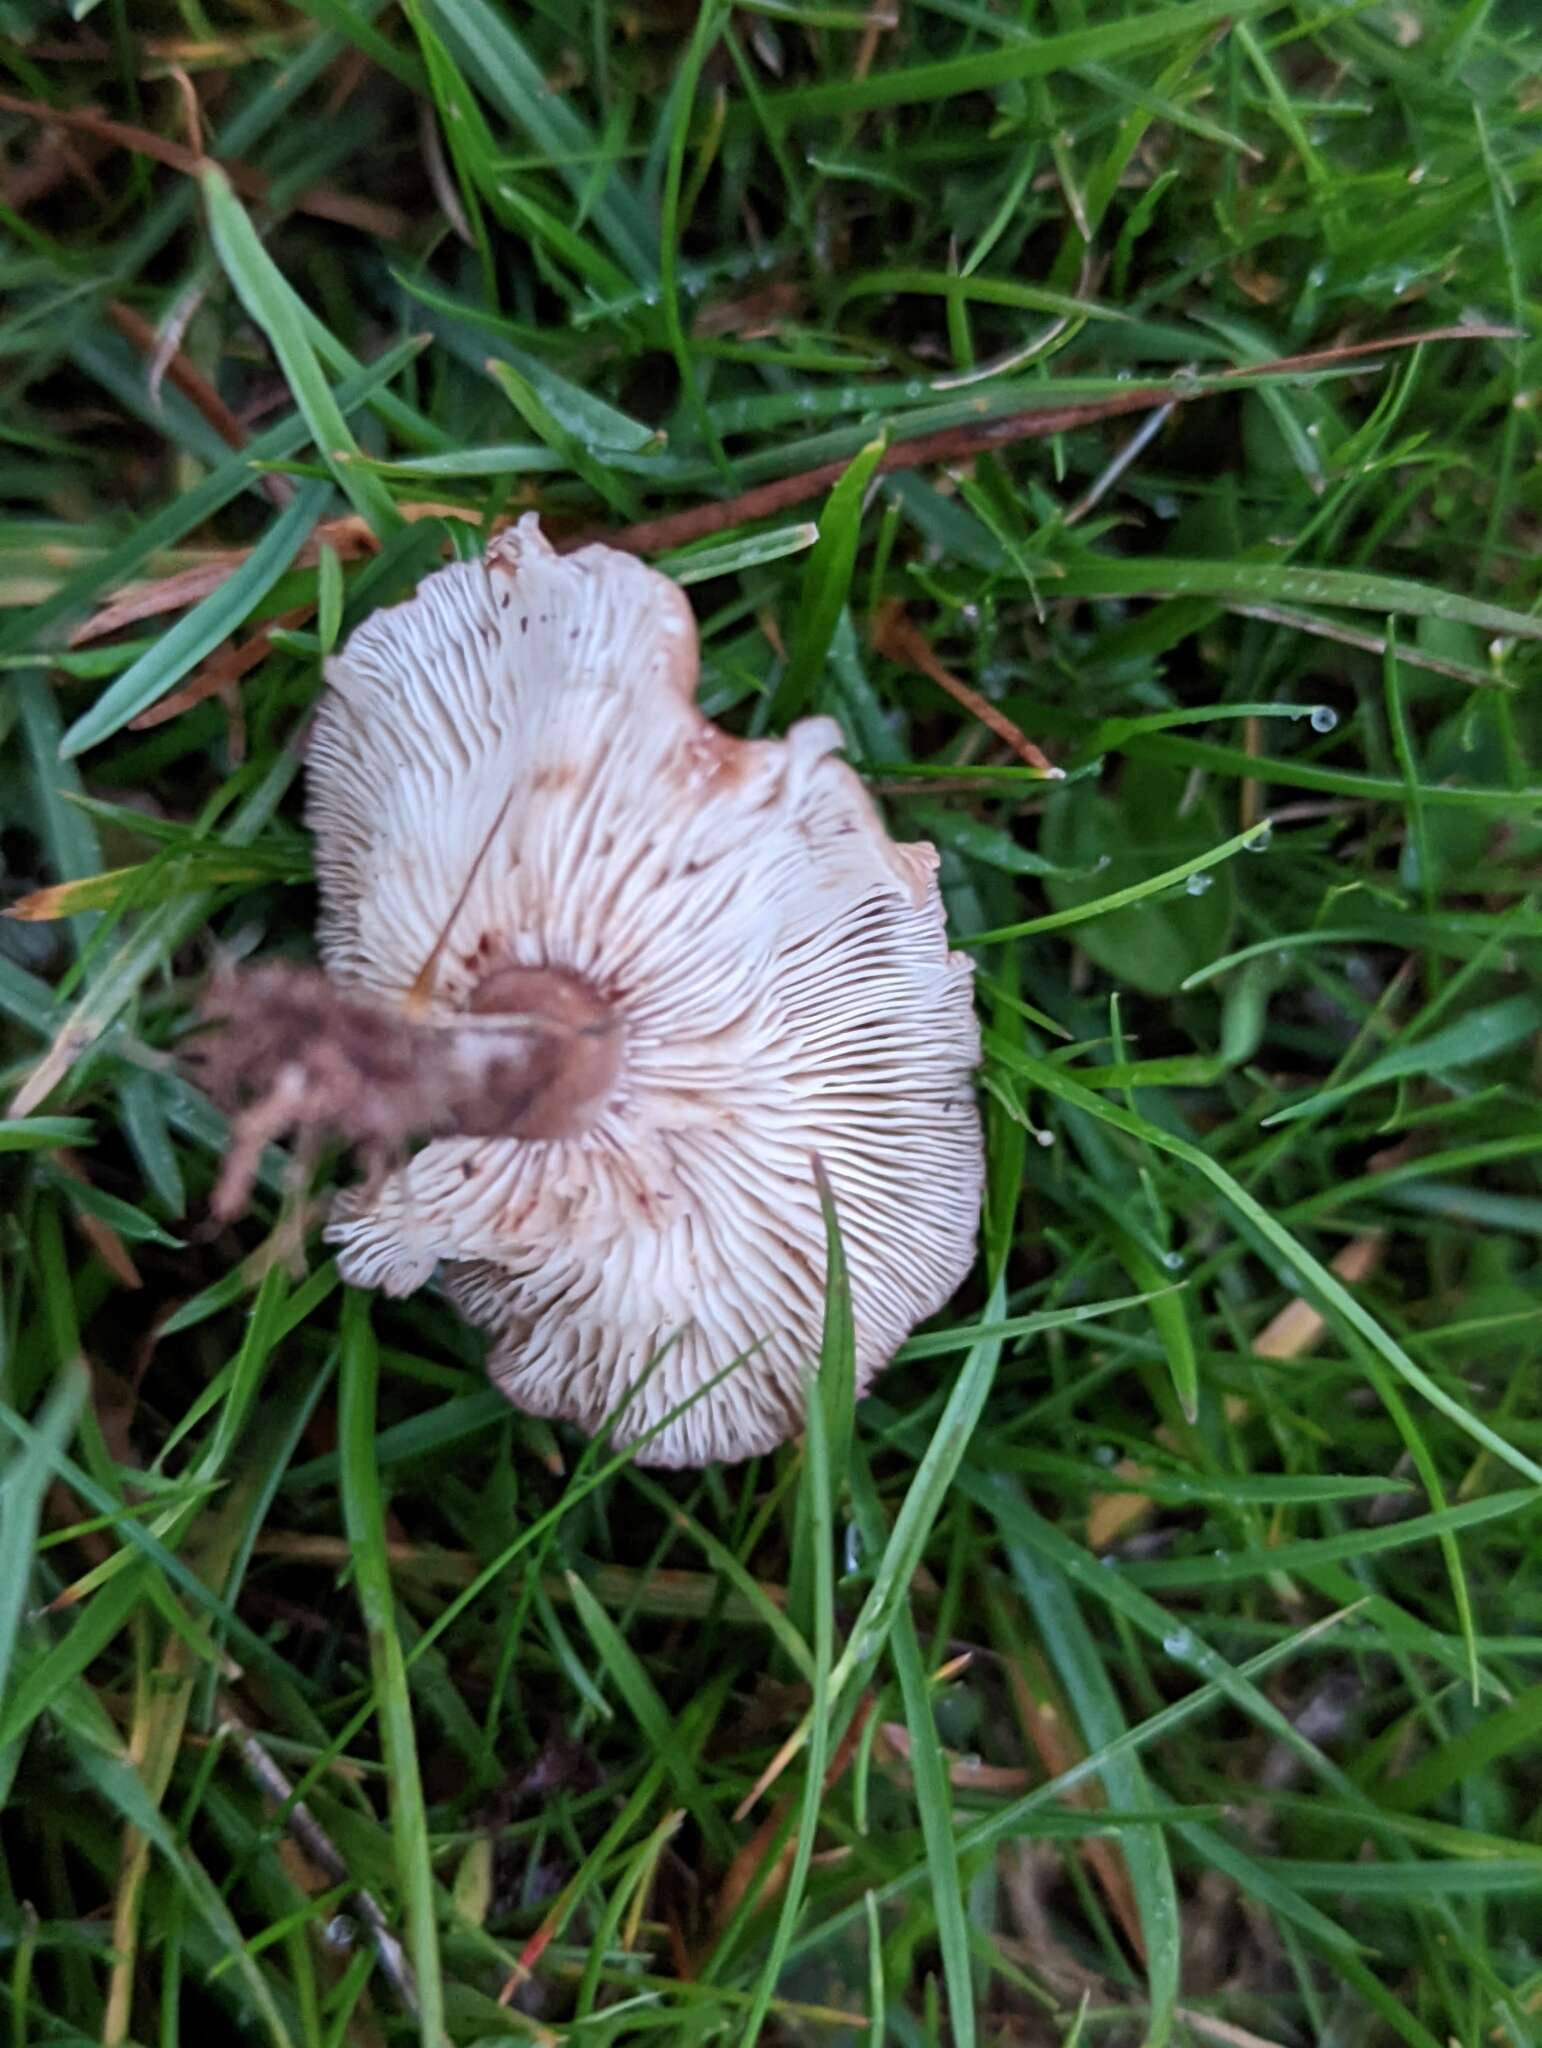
[1310,704,1339,733]
[842,1522,865,1576]
[1185,872,1213,896]
[1244,822,1274,854]
[1161,1250,1185,1272]
[1163,1628,1197,1661]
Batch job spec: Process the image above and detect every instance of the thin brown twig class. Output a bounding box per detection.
[56,324,1521,689]
[589,322,1521,558]
[0,90,409,239]
[218,1700,422,2019]
[586,394,1178,558]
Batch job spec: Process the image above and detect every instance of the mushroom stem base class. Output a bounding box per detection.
[459,964,621,1141]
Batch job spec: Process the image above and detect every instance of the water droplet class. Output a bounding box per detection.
[1161,1250,1185,1272]
[904,380,923,399]
[843,1523,865,1576]
[1094,1444,1118,1467]
[325,1916,357,1951]
[1309,704,1338,733]
[1185,872,1213,896]
[1243,822,1273,854]
[1034,1128,1056,1149]
[1163,1628,1196,1661]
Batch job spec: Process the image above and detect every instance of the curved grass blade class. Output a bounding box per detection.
[338,1294,443,2046]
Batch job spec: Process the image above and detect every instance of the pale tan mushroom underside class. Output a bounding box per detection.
[307,514,983,1467]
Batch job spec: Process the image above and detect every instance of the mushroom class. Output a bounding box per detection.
[306,514,983,1467]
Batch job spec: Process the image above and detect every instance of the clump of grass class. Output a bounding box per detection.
[3,5,1541,2044]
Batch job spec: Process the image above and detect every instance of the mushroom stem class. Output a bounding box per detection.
[192,963,615,1222]
[460,963,622,1141]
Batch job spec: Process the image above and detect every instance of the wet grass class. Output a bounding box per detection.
[3,3,1542,2044]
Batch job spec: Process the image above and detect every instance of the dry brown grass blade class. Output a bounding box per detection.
[106,300,293,509]
[67,507,469,647]
[873,602,1064,777]
[713,1693,877,1933]
[0,89,409,238]
[991,1585,1147,1964]
[68,553,264,646]
[128,603,313,731]
[51,1150,141,1288]
[104,1636,198,2044]
[1252,1231,1388,1360]
[876,1719,1034,1793]
[1087,1457,1157,1551]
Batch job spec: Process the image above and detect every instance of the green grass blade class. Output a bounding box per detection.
[201,168,400,537]
[739,1364,836,2048]
[563,1570,735,1861]
[58,482,328,755]
[760,0,1280,118]
[767,434,887,726]
[0,1365,86,1707]
[337,1294,444,2047]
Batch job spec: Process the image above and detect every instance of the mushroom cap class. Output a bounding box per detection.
[307,513,983,1467]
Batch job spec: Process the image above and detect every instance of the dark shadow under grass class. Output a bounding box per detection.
[3,3,1542,2044]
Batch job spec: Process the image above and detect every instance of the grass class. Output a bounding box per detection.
[2,1,1541,2042]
